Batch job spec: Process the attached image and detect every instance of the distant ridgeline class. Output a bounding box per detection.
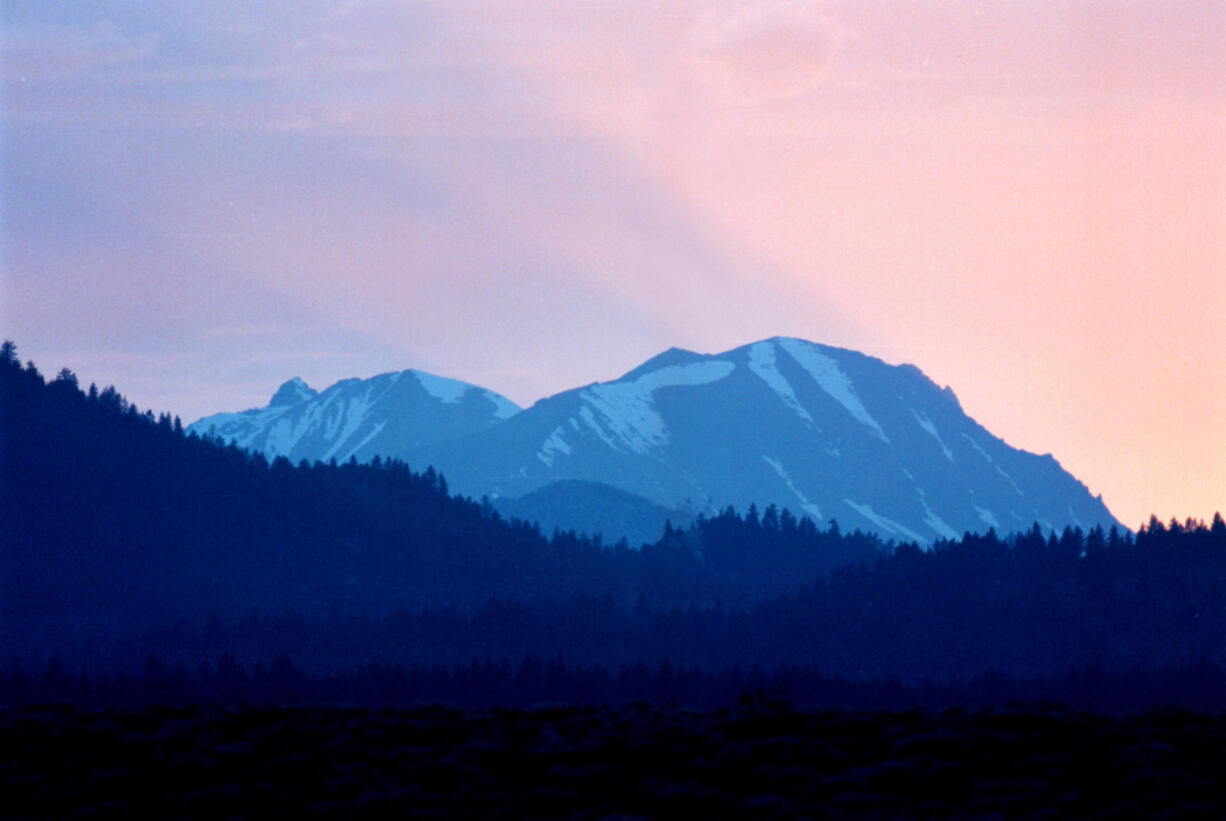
[190,337,1120,545]
[0,341,882,661]
[3,341,1226,706]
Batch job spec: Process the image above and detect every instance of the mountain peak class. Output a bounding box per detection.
[407,369,470,404]
[193,366,521,465]
[755,336,841,354]
[618,346,705,382]
[406,369,521,419]
[269,377,317,407]
[196,338,1119,543]
[413,337,1121,542]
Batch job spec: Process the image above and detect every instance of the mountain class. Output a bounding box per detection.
[13,341,1226,695]
[491,480,696,548]
[188,369,520,465]
[414,337,1120,542]
[1,346,888,665]
[189,337,1121,542]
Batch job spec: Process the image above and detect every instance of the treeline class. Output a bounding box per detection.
[9,653,1226,713]
[6,342,1226,698]
[28,515,1226,683]
[0,342,881,660]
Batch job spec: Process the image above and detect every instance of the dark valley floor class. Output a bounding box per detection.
[6,702,1226,819]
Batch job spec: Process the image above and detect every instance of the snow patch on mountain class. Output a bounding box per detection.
[578,406,618,450]
[975,506,1002,529]
[638,360,737,391]
[221,410,283,442]
[911,482,960,540]
[406,367,520,418]
[961,433,993,463]
[912,410,954,462]
[322,385,376,460]
[922,503,960,541]
[344,420,388,462]
[537,427,573,466]
[748,342,813,424]
[412,370,469,404]
[995,466,1025,497]
[487,394,521,420]
[578,360,735,454]
[1067,505,1085,530]
[961,433,1023,495]
[321,385,355,440]
[778,339,889,442]
[264,414,301,455]
[844,499,925,543]
[762,455,823,521]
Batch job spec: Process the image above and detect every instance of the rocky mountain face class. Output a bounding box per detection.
[189,369,519,466]
[190,338,1121,543]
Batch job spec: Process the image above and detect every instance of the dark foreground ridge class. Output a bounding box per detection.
[6,702,1226,818]
[5,340,1226,688]
[10,656,1226,715]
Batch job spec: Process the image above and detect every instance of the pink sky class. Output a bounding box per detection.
[3,1,1223,528]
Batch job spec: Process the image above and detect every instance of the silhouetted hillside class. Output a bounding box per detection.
[0,342,883,666]
[6,341,1226,699]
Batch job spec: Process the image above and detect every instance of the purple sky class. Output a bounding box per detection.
[3,1,1224,528]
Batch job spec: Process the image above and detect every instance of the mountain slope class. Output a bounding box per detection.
[0,346,889,665]
[188,337,1120,542]
[491,480,696,547]
[414,337,1120,542]
[189,369,519,465]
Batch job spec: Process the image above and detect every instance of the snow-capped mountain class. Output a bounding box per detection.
[189,338,1121,542]
[412,338,1120,542]
[188,369,520,465]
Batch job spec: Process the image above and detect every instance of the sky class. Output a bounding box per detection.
[2,0,1223,529]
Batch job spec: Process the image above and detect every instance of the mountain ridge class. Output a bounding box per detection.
[189,337,1121,542]
[190,368,520,465]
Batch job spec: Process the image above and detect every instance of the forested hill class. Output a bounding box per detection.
[0,343,885,661]
[9,342,1226,695]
